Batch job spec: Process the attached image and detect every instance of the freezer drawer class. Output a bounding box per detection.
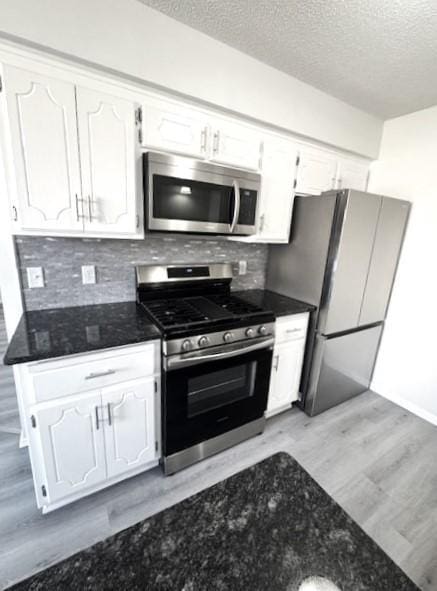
[305,324,383,416]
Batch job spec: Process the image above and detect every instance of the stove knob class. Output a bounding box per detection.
[245,327,255,338]
[258,325,268,336]
[181,339,193,352]
[223,331,234,343]
[198,336,210,348]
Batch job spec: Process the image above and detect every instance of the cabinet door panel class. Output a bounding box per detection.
[77,87,139,236]
[142,100,208,158]
[268,340,305,414]
[32,391,106,504]
[337,159,369,191]
[103,378,156,478]
[257,137,298,242]
[295,148,338,195]
[3,66,82,231]
[210,119,262,170]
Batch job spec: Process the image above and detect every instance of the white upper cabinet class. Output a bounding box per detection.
[336,158,369,191]
[76,87,140,236]
[103,378,156,479]
[295,147,338,195]
[209,117,262,170]
[256,136,298,243]
[142,97,208,158]
[31,390,107,505]
[3,66,83,233]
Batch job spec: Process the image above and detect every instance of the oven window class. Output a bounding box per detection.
[153,175,233,223]
[187,362,256,418]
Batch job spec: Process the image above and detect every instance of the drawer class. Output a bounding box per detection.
[28,344,157,403]
[275,313,309,344]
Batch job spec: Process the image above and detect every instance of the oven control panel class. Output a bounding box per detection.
[163,322,275,357]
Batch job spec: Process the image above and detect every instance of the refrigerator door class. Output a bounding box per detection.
[359,196,410,326]
[305,324,383,416]
[266,194,337,307]
[320,190,382,335]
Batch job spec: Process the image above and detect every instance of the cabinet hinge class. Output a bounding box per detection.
[138,127,143,144]
[135,106,142,125]
[293,179,297,189]
[41,485,47,497]
[0,75,3,93]
[296,155,300,166]
[154,380,158,393]
[155,441,158,452]
[31,415,37,428]
[136,214,140,228]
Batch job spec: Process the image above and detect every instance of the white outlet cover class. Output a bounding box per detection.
[26,267,44,289]
[82,265,96,285]
[238,260,248,275]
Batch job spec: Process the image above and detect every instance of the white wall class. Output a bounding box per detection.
[0,0,382,158]
[368,106,437,425]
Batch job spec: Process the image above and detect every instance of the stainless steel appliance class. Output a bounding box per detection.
[136,263,274,474]
[144,152,260,236]
[266,189,410,416]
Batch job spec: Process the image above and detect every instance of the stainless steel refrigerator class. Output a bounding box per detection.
[266,189,410,416]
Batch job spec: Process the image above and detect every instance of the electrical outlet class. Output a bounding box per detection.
[27,267,44,288]
[238,260,247,275]
[82,265,96,285]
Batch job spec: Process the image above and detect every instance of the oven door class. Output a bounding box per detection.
[163,340,273,457]
[145,154,259,235]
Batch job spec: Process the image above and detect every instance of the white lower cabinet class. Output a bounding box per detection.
[104,378,157,478]
[266,313,309,417]
[22,342,161,512]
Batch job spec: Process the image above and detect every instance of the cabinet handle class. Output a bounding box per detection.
[95,406,100,430]
[213,131,220,154]
[259,213,265,232]
[274,354,280,371]
[12,205,18,221]
[107,403,112,426]
[85,369,116,380]
[201,126,208,152]
[285,328,301,334]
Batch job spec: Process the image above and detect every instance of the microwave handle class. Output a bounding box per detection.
[230,179,241,233]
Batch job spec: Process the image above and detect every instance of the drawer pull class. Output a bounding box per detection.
[285,328,302,333]
[85,369,116,380]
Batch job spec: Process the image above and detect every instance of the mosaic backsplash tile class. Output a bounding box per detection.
[15,235,268,311]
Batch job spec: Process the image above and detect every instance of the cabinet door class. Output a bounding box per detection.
[210,118,262,170]
[257,137,298,243]
[3,66,83,232]
[337,158,369,191]
[142,99,208,158]
[103,378,157,478]
[295,147,338,195]
[76,87,140,236]
[267,339,305,414]
[31,391,106,504]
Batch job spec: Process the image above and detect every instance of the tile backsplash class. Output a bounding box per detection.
[15,235,269,311]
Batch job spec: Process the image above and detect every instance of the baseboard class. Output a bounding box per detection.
[376,390,437,426]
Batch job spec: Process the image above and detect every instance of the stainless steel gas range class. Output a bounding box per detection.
[136,263,275,475]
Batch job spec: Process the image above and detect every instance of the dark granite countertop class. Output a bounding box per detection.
[3,302,161,365]
[9,453,419,591]
[235,289,315,318]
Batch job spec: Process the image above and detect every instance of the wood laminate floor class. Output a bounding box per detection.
[0,308,435,590]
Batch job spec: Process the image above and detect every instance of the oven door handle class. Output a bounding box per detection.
[229,179,240,233]
[165,336,274,371]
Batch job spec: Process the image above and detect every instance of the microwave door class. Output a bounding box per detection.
[149,173,234,234]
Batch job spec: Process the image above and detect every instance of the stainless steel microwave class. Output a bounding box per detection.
[144,152,260,236]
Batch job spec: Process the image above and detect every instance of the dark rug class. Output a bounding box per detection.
[10,452,418,591]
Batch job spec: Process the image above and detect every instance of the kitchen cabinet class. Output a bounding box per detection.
[141,97,208,158]
[2,66,83,233]
[295,147,338,195]
[266,313,309,417]
[76,87,140,235]
[255,136,298,243]
[3,65,142,238]
[104,378,157,478]
[336,158,369,191]
[20,341,161,512]
[209,117,262,171]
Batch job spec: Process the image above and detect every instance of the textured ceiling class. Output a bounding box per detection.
[137,0,437,119]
